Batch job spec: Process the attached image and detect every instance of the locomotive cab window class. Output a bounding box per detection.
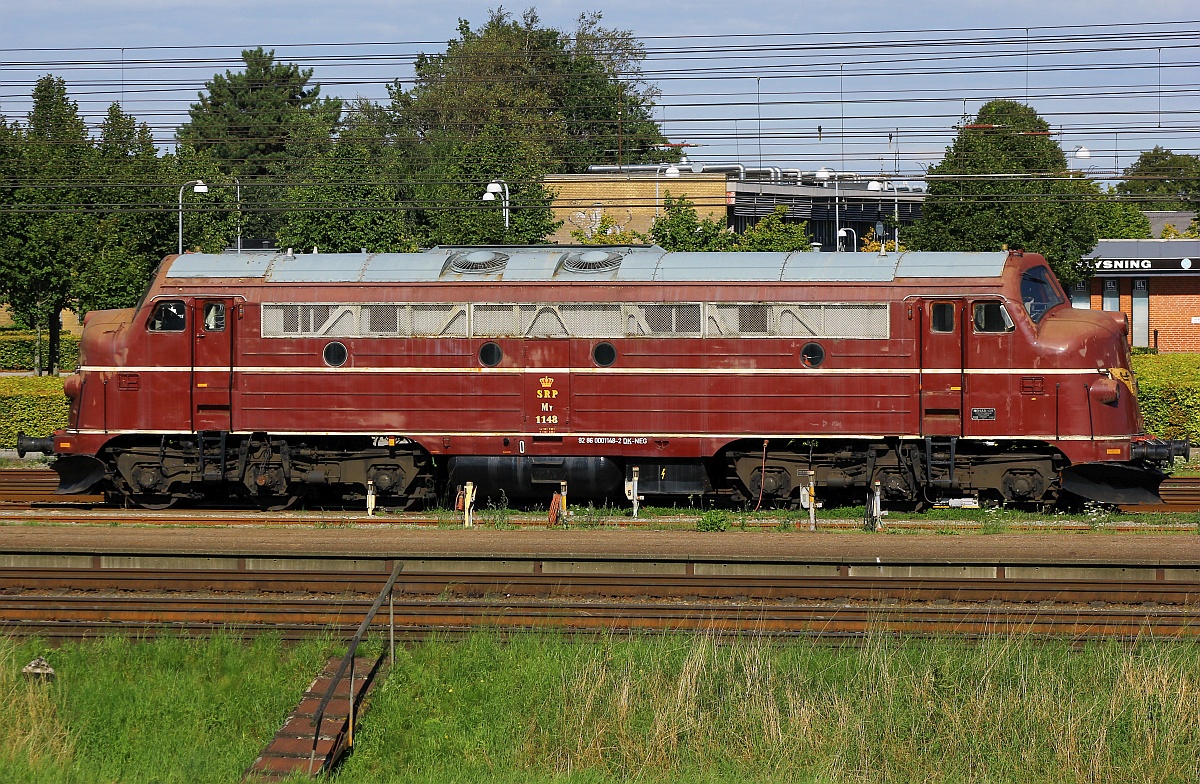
[1020,266,1065,323]
[148,300,186,332]
[202,302,226,332]
[930,302,955,333]
[972,301,1015,333]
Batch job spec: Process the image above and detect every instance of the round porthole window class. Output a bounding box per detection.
[800,342,825,368]
[592,342,617,367]
[479,341,503,367]
[323,341,348,367]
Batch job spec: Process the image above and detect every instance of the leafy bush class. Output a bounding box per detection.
[1132,354,1200,441]
[696,509,729,532]
[0,377,68,449]
[0,332,79,372]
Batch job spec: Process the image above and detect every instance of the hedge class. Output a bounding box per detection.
[0,332,79,372]
[1132,353,1200,443]
[0,377,69,450]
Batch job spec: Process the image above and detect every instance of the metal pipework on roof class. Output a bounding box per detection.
[585,164,820,184]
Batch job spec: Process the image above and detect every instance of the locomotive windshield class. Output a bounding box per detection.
[1020,266,1065,323]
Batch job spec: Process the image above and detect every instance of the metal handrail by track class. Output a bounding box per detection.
[307,560,402,775]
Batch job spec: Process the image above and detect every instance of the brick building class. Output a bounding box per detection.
[545,173,729,244]
[1079,239,1200,352]
[546,167,923,249]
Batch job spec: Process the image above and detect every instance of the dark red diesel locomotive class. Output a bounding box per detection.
[20,245,1187,509]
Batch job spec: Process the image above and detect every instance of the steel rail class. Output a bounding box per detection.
[1,594,1198,639]
[2,567,1200,606]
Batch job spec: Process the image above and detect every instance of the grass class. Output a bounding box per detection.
[344,631,1200,783]
[5,631,1200,782]
[0,632,334,784]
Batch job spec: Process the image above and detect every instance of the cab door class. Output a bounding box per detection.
[919,299,964,437]
[192,298,234,431]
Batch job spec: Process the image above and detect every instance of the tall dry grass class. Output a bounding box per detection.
[523,630,1200,783]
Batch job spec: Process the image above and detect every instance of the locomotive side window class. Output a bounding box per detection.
[592,342,617,367]
[972,301,1015,333]
[479,342,503,367]
[1020,266,1065,323]
[323,341,348,367]
[148,300,186,332]
[930,302,955,333]
[202,302,226,332]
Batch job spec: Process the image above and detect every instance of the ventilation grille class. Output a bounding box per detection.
[558,250,625,274]
[446,250,509,274]
[262,302,888,339]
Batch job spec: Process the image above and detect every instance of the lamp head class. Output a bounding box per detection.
[664,165,681,178]
[837,229,848,238]
[193,181,208,194]
[867,180,883,192]
[485,181,504,193]
[815,167,833,181]
[481,191,496,202]
[1073,145,1091,160]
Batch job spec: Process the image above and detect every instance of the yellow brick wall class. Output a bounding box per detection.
[0,305,86,335]
[545,173,729,244]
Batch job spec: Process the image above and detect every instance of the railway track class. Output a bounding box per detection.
[3,565,1199,641]
[0,468,103,506]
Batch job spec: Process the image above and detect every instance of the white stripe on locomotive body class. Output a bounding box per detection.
[78,365,1112,377]
[64,428,1132,442]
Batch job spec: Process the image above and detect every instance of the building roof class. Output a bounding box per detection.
[164,247,1012,284]
[1086,238,1200,258]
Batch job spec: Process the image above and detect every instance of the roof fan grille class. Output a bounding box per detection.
[559,250,625,273]
[448,250,509,274]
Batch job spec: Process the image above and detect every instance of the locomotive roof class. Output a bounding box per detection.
[164,246,1013,284]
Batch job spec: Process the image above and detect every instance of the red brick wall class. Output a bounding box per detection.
[1148,276,1200,352]
[1087,276,1200,352]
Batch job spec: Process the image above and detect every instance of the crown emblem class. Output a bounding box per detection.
[540,376,555,388]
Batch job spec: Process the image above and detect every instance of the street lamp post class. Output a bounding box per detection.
[655,162,681,215]
[816,167,841,251]
[481,180,509,230]
[178,179,208,255]
[234,178,241,254]
[837,227,858,253]
[868,179,900,252]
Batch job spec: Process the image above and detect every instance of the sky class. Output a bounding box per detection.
[2,1,1198,181]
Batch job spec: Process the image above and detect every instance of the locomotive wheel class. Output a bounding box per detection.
[128,493,180,510]
[257,495,300,512]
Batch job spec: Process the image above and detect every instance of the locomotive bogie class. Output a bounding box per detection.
[95,434,433,509]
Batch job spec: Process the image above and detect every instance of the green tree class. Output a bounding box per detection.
[392,10,668,174]
[78,103,175,313]
[907,100,1107,286]
[276,104,420,252]
[1092,196,1152,240]
[177,48,342,241]
[418,125,562,245]
[733,206,812,251]
[0,76,95,372]
[1115,147,1200,210]
[1161,219,1200,239]
[162,145,239,255]
[178,47,341,180]
[649,195,733,251]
